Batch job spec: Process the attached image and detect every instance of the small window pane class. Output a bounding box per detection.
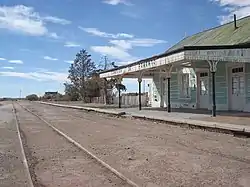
[181,73,189,97]
[232,88,237,94]
[239,88,244,94]
[200,79,208,95]
[232,67,244,74]
[232,77,238,84]
[200,72,208,77]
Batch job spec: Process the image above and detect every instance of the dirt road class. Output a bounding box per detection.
[19,101,250,187]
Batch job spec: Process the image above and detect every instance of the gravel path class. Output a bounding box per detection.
[0,102,29,187]
[23,102,250,187]
[15,103,131,187]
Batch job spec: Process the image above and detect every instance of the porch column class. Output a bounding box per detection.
[118,88,121,108]
[162,64,173,113]
[138,77,142,110]
[167,76,171,113]
[117,76,123,108]
[138,72,143,110]
[207,60,219,117]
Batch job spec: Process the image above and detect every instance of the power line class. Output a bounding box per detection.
[19,89,22,99]
[103,56,108,104]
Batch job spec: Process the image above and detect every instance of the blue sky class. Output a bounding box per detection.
[0,0,250,97]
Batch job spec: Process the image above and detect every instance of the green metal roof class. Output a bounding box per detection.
[100,16,250,75]
[167,16,250,53]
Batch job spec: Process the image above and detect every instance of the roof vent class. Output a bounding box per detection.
[234,14,238,29]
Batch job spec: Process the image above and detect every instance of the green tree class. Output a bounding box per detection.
[26,94,39,101]
[64,83,79,101]
[85,73,100,98]
[68,49,96,102]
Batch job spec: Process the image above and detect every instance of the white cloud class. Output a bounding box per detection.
[212,0,250,7]
[64,42,81,47]
[91,46,135,61]
[211,0,250,24]
[110,38,166,49]
[48,32,59,39]
[79,27,134,39]
[109,40,132,49]
[9,60,23,64]
[102,0,133,6]
[91,37,165,63]
[2,66,14,69]
[0,72,32,79]
[0,70,67,82]
[64,60,74,64]
[87,28,166,65]
[0,57,6,60]
[43,16,71,25]
[43,56,58,61]
[0,5,47,36]
[0,5,68,38]
[130,38,166,47]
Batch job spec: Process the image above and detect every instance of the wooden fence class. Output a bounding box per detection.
[90,93,148,107]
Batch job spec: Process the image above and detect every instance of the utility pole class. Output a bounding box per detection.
[104,55,108,70]
[19,89,22,100]
[103,56,108,105]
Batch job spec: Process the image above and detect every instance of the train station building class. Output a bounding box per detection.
[99,15,250,116]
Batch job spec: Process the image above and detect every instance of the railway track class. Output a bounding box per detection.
[13,102,139,187]
[30,103,250,164]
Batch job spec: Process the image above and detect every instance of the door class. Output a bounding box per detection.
[160,77,167,107]
[199,72,209,109]
[230,67,245,111]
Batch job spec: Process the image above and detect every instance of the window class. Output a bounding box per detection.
[180,73,190,98]
[199,72,209,95]
[232,76,244,95]
[239,76,244,94]
[231,67,244,95]
[200,79,209,95]
[200,72,208,77]
[232,67,243,73]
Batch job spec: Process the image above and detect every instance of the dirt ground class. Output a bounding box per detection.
[0,102,29,187]
[21,101,250,187]
[14,103,131,187]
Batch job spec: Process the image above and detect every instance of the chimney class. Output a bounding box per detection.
[234,14,237,29]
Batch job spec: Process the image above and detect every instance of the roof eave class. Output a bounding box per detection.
[98,43,250,75]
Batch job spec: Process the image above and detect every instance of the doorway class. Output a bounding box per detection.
[199,72,209,109]
[229,66,245,111]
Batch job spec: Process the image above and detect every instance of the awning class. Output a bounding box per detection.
[100,46,250,78]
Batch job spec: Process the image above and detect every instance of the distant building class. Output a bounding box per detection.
[44,91,59,99]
